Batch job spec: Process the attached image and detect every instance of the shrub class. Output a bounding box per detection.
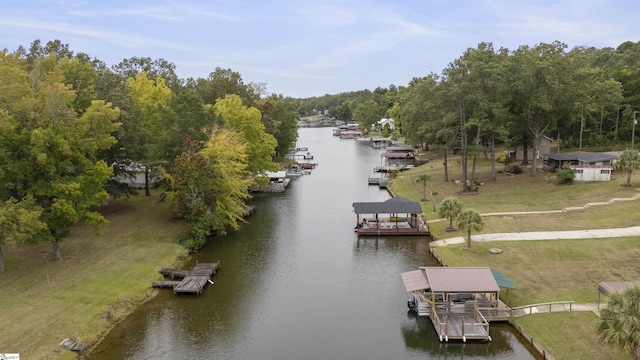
[556,166,575,184]
[497,154,507,163]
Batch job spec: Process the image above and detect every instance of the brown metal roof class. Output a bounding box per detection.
[400,269,430,292]
[421,267,500,293]
[598,281,640,296]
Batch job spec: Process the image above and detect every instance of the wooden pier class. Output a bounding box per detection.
[153,262,220,295]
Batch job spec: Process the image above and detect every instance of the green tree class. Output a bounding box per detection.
[337,99,354,121]
[0,197,48,273]
[616,148,640,186]
[127,71,173,196]
[464,42,510,182]
[162,127,251,249]
[353,99,383,132]
[186,67,260,106]
[416,174,431,201]
[60,56,97,113]
[439,197,462,230]
[214,94,278,177]
[257,94,299,159]
[456,209,483,248]
[30,98,121,259]
[442,56,472,191]
[112,56,181,91]
[163,88,219,163]
[397,74,441,150]
[596,286,640,360]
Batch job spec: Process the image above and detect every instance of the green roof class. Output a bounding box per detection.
[491,269,517,290]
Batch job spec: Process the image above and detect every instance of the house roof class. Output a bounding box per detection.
[400,266,502,293]
[546,151,617,163]
[353,196,422,214]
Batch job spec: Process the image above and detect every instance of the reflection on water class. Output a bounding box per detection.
[87,127,538,360]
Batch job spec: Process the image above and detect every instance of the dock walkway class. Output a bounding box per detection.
[153,262,220,295]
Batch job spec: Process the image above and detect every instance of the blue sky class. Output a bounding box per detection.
[1,0,638,98]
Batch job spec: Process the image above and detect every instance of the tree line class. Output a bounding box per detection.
[0,39,299,272]
[2,39,640,272]
[300,40,640,191]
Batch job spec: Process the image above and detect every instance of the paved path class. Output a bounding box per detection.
[434,225,640,246]
[426,192,640,317]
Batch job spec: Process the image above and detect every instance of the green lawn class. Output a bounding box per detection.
[516,313,631,360]
[390,154,640,360]
[0,191,189,359]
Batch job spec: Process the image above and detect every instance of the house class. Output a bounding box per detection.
[372,118,395,131]
[545,151,617,181]
[509,136,553,161]
[112,161,155,189]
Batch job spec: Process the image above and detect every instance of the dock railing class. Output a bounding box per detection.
[462,309,491,340]
[511,301,575,317]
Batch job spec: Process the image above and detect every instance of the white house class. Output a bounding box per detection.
[373,118,395,130]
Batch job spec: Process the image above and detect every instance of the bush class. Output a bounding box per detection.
[497,154,507,163]
[556,166,575,184]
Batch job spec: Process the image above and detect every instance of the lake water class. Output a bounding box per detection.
[87,126,538,360]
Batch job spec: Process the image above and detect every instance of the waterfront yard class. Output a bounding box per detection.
[392,155,640,360]
[0,191,188,359]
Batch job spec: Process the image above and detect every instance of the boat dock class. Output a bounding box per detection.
[153,262,220,295]
[368,176,389,188]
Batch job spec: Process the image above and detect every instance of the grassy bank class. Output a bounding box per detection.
[392,156,640,239]
[390,155,640,360]
[0,190,188,359]
[516,313,631,360]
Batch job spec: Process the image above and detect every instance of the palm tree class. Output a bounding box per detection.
[438,197,462,231]
[596,286,640,360]
[430,191,438,212]
[456,209,483,248]
[616,148,640,187]
[416,174,431,201]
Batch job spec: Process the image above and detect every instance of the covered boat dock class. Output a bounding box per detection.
[401,266,515,342]
[352,196,429,236]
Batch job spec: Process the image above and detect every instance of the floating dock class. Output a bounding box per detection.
[153,262,220,295]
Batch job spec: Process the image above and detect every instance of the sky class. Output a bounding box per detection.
[1,0,639,99]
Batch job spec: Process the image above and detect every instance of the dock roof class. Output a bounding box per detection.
[401,266,502,294]
[380,151,413,159]
[353,196,422,214]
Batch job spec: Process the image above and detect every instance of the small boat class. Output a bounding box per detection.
[286,164,304,177]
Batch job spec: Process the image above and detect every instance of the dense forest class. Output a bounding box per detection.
[1,38,640,272]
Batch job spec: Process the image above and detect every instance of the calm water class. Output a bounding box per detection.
[87,127,538,360]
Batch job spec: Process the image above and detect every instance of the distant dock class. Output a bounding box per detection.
[153,262,220,295]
